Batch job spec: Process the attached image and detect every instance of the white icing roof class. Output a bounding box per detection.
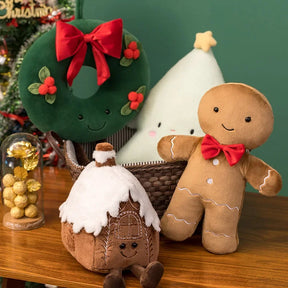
[59,162,160,236]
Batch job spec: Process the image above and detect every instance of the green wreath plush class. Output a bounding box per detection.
[18,10,150,143]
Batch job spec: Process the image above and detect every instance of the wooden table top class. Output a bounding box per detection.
[0,167,287,288]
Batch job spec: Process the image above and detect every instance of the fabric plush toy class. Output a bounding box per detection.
[60,142,164,288]
[18,3,150,143]
[117,31,224,164]
[157,83,282,254]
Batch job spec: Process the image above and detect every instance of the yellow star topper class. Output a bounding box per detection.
[193,31,217,52]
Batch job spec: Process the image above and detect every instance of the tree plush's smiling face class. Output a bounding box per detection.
[198,83,274,149]
[19,19,150,143]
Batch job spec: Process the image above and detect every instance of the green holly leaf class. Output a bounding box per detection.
[39,66,50,83]
[136,85,146,95]
[120,57,133,67]
[45,94,56,104]
[28,83,41,95]
[121,102,132,116]
[124,34,134,48]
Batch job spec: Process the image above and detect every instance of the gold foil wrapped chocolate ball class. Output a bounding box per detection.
[2,174,15,187]
[25,204,38,218]
[3,187,16,201]
[14,195,29,209]
[10,207,25,219]
[13,181,27,195]
[4,199,15,209]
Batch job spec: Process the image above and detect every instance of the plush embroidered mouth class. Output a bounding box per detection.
[87,121,106,132]
[120,251,138,258]
[222,123,234,131]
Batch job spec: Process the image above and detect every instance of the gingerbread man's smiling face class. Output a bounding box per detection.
[198,83,274,149]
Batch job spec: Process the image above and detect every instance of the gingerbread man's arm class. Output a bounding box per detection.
[157,135,201,162]
[241,154,282,196]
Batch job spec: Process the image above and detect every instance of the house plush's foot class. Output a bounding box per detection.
[103,269,125,288]
[140,261,164,288]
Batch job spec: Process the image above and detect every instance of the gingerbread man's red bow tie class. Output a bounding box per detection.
[201,134,245,166]
[56,19,123,86]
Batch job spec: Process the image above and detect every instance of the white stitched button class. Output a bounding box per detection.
[213,159,219,166]
[207,178,213,184]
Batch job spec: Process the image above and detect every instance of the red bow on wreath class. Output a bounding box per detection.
[201,134,246,166]
[56,19,123,86]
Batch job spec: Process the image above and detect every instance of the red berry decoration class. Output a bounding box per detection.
[137,93,144,103]
[128,41,138,50]
[123,41,141,61]
[48,86,57,95]
[44,76,55,86]
[38,84,49,95]
[128,91,138,102]
[133,49,140,60]
[130,101,140,110]
[124,49,134,59]
[28,67,58,105]
[121,85,146,116]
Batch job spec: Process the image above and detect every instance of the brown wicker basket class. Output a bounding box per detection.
[64,140,186,218]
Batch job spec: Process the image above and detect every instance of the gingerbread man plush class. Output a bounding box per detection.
[157,83,282,254]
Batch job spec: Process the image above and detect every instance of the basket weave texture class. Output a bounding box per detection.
[64,141,186,218]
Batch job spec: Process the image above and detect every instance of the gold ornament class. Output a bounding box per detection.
[23,153,39,171]
[7,141,39,171]
[26,179,41,192]
[14,166,28,180]
[7,141,36,158]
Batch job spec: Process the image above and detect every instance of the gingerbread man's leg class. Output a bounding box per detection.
[202,203,240,254]
[161,186,204,241]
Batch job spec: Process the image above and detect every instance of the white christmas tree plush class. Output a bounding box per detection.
[117,31,225,164]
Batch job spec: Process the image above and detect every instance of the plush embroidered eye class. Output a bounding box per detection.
[190,129,194,135]
[131,242,138,248]
[158,122,161,128]
[105,109,111,115]
[78,114,84,120]
[119,243,126,249]
[245,116,251,122]
[213,107,219,112]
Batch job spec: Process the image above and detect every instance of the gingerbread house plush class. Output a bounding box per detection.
[59,143,164,288]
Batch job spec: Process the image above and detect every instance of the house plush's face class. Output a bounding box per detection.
[107,229,148,268]
[198,83,274,149]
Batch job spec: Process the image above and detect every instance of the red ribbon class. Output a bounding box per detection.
[0,111,29,126]
[201,134,245,166]
[56,18,123,86]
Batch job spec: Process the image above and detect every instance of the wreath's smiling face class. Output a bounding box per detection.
[198,83,274,149]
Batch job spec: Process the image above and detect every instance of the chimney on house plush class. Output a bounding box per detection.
[93,142,116,167]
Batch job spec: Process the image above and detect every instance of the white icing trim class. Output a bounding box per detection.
[170,136,176,159]
[167,213,196,225]
[93,150,116,163]
[259,169,272,193]
[59,163,160,236]
[204,230,232,238]
[178,187,240,212]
